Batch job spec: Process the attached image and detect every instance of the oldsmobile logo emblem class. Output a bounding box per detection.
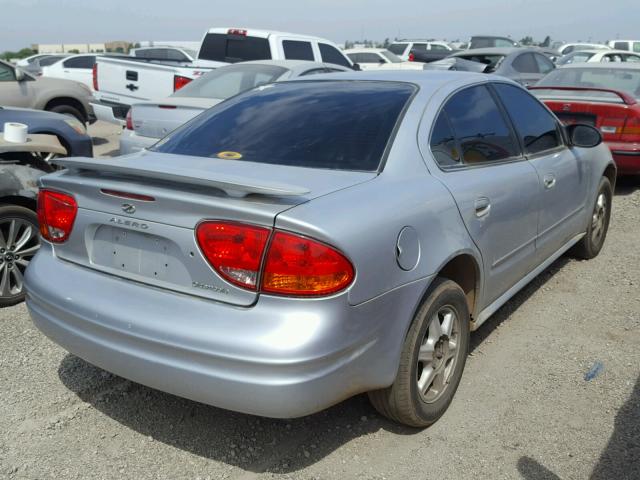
[121,203,136,214]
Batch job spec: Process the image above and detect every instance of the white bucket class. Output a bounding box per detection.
[3,122,28,143]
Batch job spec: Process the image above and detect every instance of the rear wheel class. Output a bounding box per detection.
[571,176,612,260]
[48,104,85,124]
[0,205,40,307]
[368,278,470,427]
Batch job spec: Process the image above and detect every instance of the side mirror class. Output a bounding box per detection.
[379,58,386,64]
[15,68,25,82]
[566,124,602,148]
[352,63,361,71]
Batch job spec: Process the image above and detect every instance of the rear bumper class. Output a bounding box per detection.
[25,244,429,418]
[608,141,640,175]
[119,129,158,155]
[90,100,128,126]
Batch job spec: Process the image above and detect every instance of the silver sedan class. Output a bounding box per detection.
[26,71,614,427]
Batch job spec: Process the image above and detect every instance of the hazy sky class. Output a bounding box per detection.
[1,0,639,51]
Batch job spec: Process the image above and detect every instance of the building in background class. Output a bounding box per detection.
[32,41,131,54]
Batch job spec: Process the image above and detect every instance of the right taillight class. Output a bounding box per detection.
[195,221,355,296]
[37,190,78,243]
[408,52,415,62]
[125,108,133,130]
[92,63,98,91]
[173,74,192,92]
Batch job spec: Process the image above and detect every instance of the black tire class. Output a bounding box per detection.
[48,104,85,124]
[368,278,470,427]
[571,176,612,260]
[0,205,40,308]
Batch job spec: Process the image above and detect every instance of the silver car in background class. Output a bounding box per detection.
[119,60,351,155]
[26,72,615,427]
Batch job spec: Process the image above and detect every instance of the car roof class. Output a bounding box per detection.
[452,47,525,56]
[206,27,332,43]
[344,48,386,54]
[557,63,640,70]
[237,59,346,69]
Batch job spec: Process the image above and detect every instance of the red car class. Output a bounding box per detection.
[532,64,640,175]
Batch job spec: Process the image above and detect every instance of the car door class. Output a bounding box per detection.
[0,62,36,108]
[493,82,588,261]
[427,84,541,305]
[511,52,542,86]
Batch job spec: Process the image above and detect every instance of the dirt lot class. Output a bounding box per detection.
[1,124,638,479]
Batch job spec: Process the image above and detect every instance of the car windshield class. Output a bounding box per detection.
[381,51,402,63]
[171,64,288,99]
[557,51,595,65]
[537,67,640,99]
[388,44,408,56]
[154,81,416,171]
[457,54,505,71]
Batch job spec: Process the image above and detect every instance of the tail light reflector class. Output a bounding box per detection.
[173,74,192,92]
[262,232,354,296]
[92,63,98,91]
[196,222,270,289]
[37,190,78,243]
[125,108,133,130]
[620,116,640,141]
[195,222,355,296]
[227,29,248,36]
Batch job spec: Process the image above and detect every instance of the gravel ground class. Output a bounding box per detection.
[0,124,638,479]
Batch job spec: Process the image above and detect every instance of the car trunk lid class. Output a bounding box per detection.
[132,97,222,138]
[41,151,375,306]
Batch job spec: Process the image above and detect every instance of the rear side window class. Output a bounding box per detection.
[165,49,190,62]
[199,33,271,63]
[388,43,408,55]
[614,42,628,50]
[430,112,460,166]
[436,85,519,165]
[154,81,415,171]
[282,40,314,60]
[512,53,539,73]
[634,42,640,53]
[63,56,95,69]
[319,43,352,68]
[534,54,554,74]
[493,83,562,155]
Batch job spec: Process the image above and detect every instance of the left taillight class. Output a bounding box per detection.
[37,190,78,243]
[173,74,192,92]
[125,108,133,130]
[195,221,355,296]
[92,63,98,91]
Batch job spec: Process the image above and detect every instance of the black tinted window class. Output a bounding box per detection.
[614,42,627,50]
[494,83,562,155]
[199,33,271,63]
[430,112,461,166]
[443,85,519,164]
[512,53,538,73]
[154,81,414,171]
[319,43,351,67]
[39,56,64,66]
[350,53,383,63]
[388,43,408,55]
[283,40,314,60]
[63,56,95,69]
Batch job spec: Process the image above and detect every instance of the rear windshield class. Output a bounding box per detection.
[557,51,595,65]
[388,43,408,55]
[199,33,271,63]
[153,81,415,171]
[172,64,287,99]
[537,67,640,99]
[381,51,402,63]
[457,54,505,71]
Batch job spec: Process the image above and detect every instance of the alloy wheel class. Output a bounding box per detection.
[0,218,40,298]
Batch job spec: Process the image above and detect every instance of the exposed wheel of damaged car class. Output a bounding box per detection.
[25,71,615,427]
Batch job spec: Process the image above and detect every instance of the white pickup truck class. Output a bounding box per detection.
[92,28,354,124]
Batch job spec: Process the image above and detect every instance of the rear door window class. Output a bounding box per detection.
[154,81,415,171]
[512,53,539,73]
[282,40,314,60]
[319,43,352,68]
[439,85,520,165]
[388,43,408,56]
[63,56,95,69]
[493,83,562,155]
[199,33,271,63]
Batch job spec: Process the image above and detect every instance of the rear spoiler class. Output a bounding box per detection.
[528,86,638,106]
[53,157,311,198]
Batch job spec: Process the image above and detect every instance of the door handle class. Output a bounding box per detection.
[474,197,491,218]
[544,174,556,189]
